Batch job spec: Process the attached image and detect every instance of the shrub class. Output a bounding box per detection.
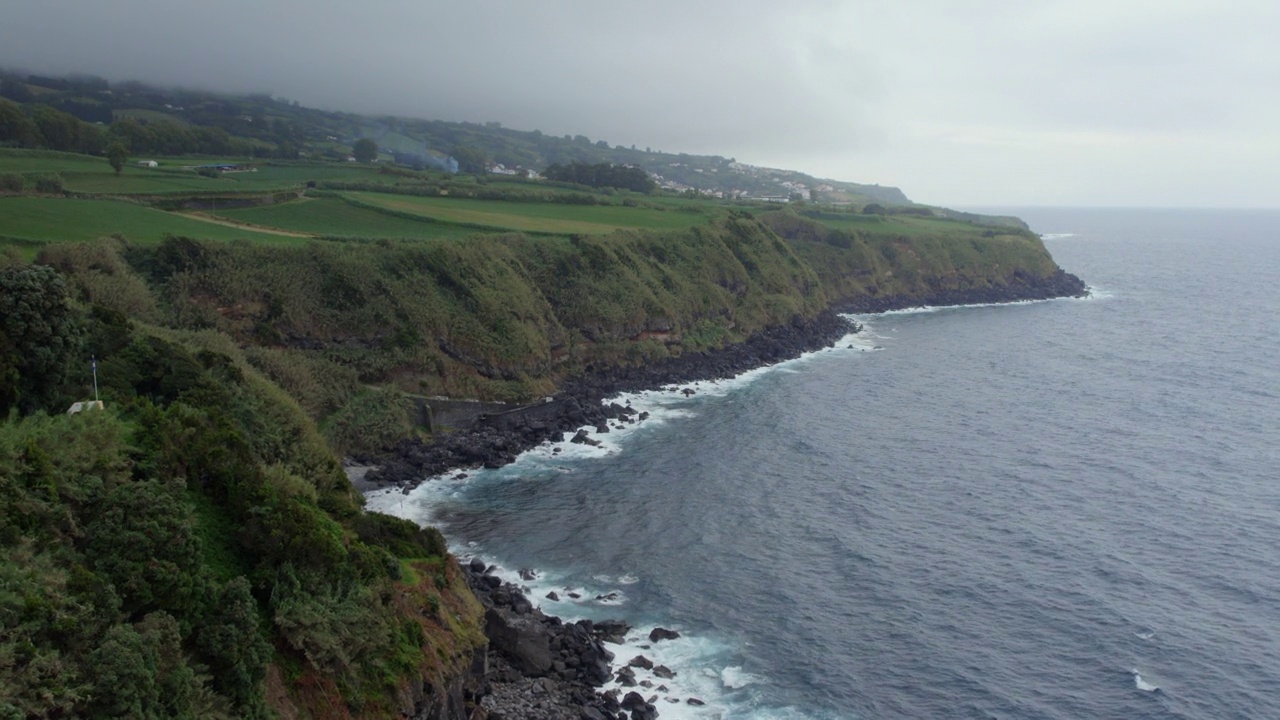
[0,172,22,194]
[31,173,64,194]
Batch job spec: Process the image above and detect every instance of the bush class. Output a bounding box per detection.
[321,387,415,455]
[31,172,64,194]
[0,172,22,194]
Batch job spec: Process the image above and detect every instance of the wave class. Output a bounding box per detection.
[1040,232,1078,240]
[1132,669,1160,692]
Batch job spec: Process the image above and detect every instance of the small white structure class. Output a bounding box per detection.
[67,400,105,415]
[137,160,158,168]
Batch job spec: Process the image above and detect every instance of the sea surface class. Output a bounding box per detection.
[368,208,1280,719]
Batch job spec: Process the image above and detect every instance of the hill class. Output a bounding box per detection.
[1,69,908,205]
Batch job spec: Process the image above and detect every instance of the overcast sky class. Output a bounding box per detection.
[1,0,1276,207]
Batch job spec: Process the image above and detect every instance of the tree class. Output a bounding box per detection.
[451,144,486,173]
[107,142,129,176]
[0,98,38,147]
[862,203,886,215]
[0,264,85,415]
[352,138,378,163]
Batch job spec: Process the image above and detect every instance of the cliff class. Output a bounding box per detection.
[1,203,1084,717]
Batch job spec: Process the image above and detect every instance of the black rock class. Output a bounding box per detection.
[594,619,629,643]
[546,591,560,601]
[687,697,705,706]
[653,664,675,679]
[485,607,553,676]
[469,557,487,574]
[648,627,680,642]
[620,691,647,711]
[628,655,653,670]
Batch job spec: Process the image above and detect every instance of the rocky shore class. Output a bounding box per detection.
[462,559,701,720]
[363,308,856,490]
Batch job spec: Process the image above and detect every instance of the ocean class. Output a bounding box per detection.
[367,208,1280,719]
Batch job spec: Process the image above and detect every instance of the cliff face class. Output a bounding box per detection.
[89,210,1080,417]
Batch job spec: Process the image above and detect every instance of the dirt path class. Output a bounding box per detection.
[170,211,315,238]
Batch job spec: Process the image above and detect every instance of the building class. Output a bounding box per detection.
[137,160,158,168]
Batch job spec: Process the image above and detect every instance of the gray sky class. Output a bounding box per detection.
[2,0,1276,207]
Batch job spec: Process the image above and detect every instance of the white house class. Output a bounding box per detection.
[137,160,158,168]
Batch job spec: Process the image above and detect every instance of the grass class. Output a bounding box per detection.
[0,196,305,254]
[214,196,488,240]
[348,191,713,234]
[0,149,393,195]
[806,211,1025,241]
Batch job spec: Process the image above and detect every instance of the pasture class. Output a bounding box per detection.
[347,191,713,234]
[213,196,486,240]
[0,196,301,255]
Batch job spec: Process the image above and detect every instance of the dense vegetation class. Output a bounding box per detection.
[0,263,485,718]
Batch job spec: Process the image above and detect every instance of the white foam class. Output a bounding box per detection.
[720,666,760,689]
[1040,232,1078,240]
[1132,669,1160,692]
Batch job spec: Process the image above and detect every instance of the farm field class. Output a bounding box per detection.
[0,149,394,195]
[0,196,302,255]
[348,191,713,234]
[213,196,488,239]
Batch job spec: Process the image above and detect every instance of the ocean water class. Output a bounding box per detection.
[368,208,1280,719]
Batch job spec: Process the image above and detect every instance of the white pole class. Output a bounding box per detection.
[92,355,99,403]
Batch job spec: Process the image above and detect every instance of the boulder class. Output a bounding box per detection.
[648,627,680,642]
[628,655,654,670]
[485,608,553,676]
[594,619,629,643]
[653,665,675,679]
[546,591,560,601]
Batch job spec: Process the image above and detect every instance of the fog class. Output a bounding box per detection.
[2,0,1276,207]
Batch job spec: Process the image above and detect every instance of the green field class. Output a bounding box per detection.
[804,211,1017,241]
[348,191,713,234]
[0,149,395,195]
[214,196,487,239]
[0,196,302,254]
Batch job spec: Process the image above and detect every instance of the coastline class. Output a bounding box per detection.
[360,272,1089,719]
[361,268,1088,493]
